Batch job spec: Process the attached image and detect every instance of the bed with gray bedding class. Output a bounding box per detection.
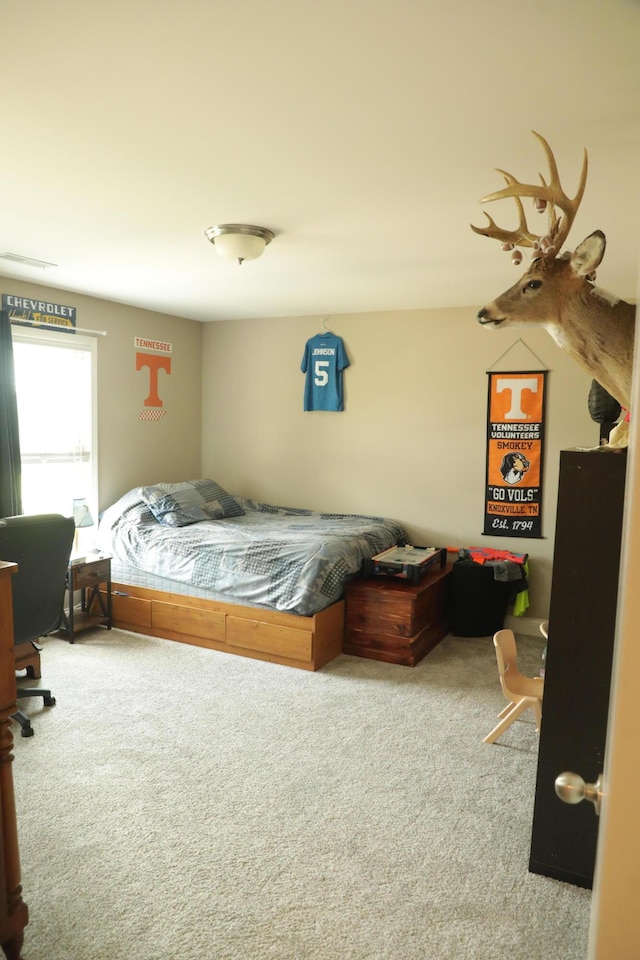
[96,479,410,670]
[97,479,410,618]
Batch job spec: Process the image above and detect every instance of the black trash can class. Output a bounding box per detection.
[450,559,513,637]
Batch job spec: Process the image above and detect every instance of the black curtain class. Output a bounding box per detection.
[0,309,22,516]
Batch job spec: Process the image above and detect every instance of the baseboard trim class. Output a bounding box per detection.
[504,613,547,638]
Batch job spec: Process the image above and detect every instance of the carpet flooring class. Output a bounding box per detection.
[12,627,591,960]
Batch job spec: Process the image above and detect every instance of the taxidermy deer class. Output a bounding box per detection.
[472,131,636,449]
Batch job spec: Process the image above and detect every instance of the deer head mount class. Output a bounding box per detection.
[472,131,636,448]
[471,130,588,265]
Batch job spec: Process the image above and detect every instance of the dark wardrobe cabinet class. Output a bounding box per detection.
[529,449,627,888]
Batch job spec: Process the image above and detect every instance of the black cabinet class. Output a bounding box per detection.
[529,449,627,888]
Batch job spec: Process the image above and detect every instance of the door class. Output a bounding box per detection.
[587,345,640,955]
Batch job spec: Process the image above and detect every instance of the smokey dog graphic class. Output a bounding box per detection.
[499,452,530,485]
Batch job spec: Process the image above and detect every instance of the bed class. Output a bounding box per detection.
[95,479,410,670]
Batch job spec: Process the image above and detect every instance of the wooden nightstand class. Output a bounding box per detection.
[60,554,112,642]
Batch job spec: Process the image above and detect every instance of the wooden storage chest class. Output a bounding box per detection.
[344,564,452,666]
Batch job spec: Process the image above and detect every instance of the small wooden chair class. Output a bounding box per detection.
[483,628,544,744]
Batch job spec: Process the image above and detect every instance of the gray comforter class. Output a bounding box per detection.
[97,489,410,616]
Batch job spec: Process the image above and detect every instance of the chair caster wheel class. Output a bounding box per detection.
[44,695,56,707]
[21,727,34,738]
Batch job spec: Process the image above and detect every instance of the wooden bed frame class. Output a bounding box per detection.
[104,581,345,671]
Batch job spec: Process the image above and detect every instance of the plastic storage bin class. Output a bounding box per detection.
[450,559,512,637]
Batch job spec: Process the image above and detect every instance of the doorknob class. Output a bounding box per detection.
[555,771,604,816]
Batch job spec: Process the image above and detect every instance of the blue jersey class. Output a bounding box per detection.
[301,334,350,411]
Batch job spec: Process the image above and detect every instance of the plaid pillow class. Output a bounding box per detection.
[140,479,244,527]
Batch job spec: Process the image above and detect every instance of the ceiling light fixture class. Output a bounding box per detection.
[204,223,275,265]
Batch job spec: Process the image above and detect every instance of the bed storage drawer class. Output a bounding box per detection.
[226,616,313,662]
[152,600,225,642]
[108,583,342,670]
[110,591,151,627]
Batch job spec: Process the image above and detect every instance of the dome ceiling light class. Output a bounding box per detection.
[204,223,275,265]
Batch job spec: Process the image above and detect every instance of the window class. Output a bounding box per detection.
[11,326,97,523]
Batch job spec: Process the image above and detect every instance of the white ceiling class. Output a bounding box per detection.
[1,0,639,323]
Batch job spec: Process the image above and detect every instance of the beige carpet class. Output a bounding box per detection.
[13,628,591,960]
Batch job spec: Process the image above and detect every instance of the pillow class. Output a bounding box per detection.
[140,479,244,527]
[190,478,245,520]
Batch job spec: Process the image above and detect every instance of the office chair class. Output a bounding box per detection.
[0,514,75,737]
[483,628,544,745]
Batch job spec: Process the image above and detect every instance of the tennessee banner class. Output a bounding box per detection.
[484,371,547,539]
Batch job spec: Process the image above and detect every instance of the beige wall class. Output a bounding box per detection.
[1,276,203,511]
[202,307,597,620]
[1,273,602,621]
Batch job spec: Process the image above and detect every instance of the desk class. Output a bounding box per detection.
[0,561,29,959]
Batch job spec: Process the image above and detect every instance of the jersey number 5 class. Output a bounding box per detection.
[314,360,329,387]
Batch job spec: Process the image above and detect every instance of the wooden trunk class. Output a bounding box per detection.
[344,565,452,666]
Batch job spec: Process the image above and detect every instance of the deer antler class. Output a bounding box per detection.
[471,131,588,258]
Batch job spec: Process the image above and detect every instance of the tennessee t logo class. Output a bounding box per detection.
[136,352,171,407]
[495,377,539,419]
